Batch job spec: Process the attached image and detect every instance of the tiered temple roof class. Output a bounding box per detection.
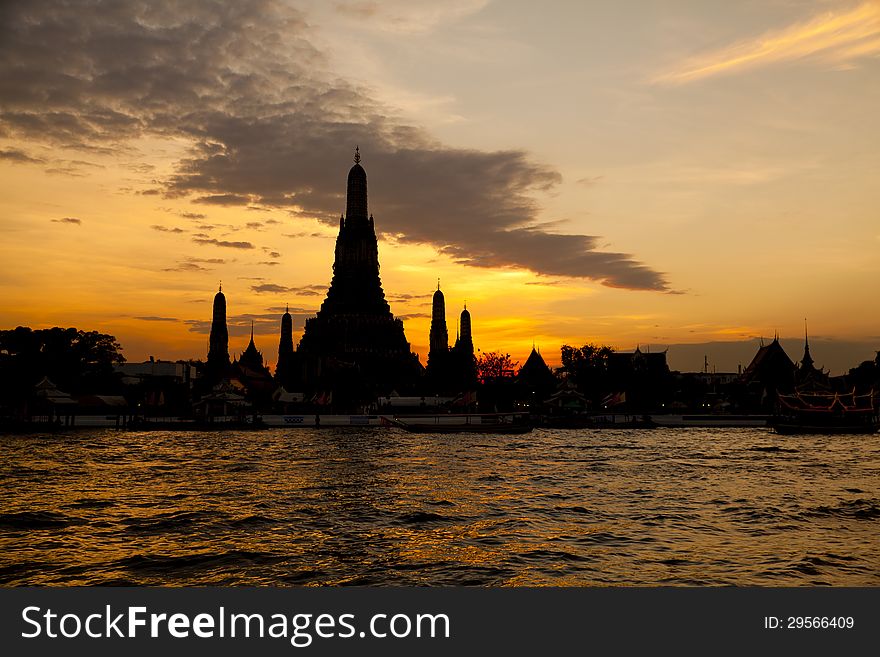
[297,149,419,394]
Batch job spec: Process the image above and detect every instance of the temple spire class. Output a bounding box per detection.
[801,318,814,369]
[345,146,368,221]
[207,283,230,377]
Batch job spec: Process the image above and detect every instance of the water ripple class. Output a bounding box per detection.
[0,427,877,585]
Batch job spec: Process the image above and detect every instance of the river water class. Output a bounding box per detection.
[1,427,878,586]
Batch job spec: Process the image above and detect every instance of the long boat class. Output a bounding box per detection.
[386,413,533,434]
[771,390,878,435]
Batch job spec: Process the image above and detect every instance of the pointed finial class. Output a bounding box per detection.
[219,280,222,292]
[250,320,254,340]
[464,300,467,310]
[354,145,360,164]
[437,277,440,291]
[804,318,809,344]
[286,303,289,313]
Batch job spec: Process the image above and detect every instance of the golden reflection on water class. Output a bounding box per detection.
[0,427,878,585]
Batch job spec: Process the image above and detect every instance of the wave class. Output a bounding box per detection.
[0,511,76,530]
[806,498,880,520]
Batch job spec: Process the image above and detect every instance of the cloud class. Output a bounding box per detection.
[0,148,44,163]
[285,231,333,239]
[256,260,280,266]
[51,217,81,225]
[251,283,291,294]
[185,311,316,336]
[151,225,186,233]
[387,292,433,301]
[196,194,253,206]
[162,257,227,272]
[266,305,314,313]
[655,1,880,84]
[179,211,206,220]
[333,0,490,34]
[251,283,326,295]
[0,0,667,291]
[192,237,255,249]
[132,316,177,322]
[163,263,207,272]
[576,175,603,187]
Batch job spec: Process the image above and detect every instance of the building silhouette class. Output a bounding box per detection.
[426,281,450,389]
[449,303,478,390]
[297,148,420,401]
[428,281,449,367]
[231,322,274,405]
[206,283,230,379]
[275,304,297,389]
[237,322,265,372]
[795,320,828,388]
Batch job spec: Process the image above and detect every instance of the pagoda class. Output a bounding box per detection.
[297,148,420,398]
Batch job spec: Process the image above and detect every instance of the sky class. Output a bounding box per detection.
[1,0,878,374]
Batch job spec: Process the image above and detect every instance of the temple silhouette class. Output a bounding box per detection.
[289,148,421,403]
[206,284,229,379]
[426,282,477,392]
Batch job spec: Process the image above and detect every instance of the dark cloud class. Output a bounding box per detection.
[151,224,186,233]
[192,237,254,249]
[251,283,326,295]
[284,231,332,239]
[132,316,177,322]
[45,159,104,176]
[256,260,280,266]
[247,222,265,229]
[45,165,88,177]
[0,0,668,291]
[251,283,290,294]
[163,262,207,272]
[51,217,81,225]
[125,162,155,174]
[162,257,226,272]
[266,306,314,313]
[196,194,252,206]
[0,148,44,163]
[387,292,433,302]
[179,211,206,220]
[396,313,430,320]
[185,311,316,336]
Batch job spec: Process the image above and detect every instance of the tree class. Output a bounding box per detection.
[559,343,614,401]
[0,326,125,398]
[477,351,518,383]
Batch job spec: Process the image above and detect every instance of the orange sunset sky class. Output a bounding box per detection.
[1,1,879,374]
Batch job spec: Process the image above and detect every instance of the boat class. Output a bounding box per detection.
[771,390,878,434]
[651,414,770,428]
[386,413,533,434]
[538,414,654,429]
